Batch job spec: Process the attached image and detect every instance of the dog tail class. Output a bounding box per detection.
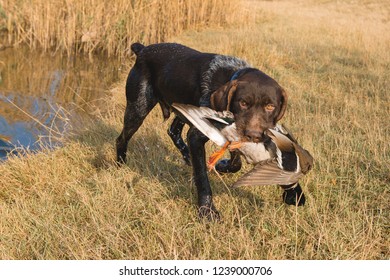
[131,43,145,55]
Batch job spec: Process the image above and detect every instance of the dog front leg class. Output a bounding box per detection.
[187,126,220,221]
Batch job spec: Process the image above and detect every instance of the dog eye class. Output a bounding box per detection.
[239,100,249,109]
[265,104,275,112]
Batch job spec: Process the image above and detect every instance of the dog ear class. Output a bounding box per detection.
[210,80,238,112]
[276,88,288,122]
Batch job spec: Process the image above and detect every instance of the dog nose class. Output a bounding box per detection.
[244,130,265,143]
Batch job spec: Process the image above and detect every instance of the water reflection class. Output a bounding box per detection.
[0,47,123,160]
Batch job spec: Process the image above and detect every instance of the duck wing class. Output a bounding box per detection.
[292,142,314,174]
[204,110,235,125]
[172,103,228,147]
[232,159,305,187]
[267,128,295,152]
[269,126,314,174]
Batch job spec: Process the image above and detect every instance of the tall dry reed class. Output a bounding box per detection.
[0,0,243,56]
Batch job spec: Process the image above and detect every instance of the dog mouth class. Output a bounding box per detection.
[235,124,271,143]
[239,131,271,144]
[235,119,273,143]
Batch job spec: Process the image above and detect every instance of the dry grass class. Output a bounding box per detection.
[0,0,389,259]
[0,0,245,56]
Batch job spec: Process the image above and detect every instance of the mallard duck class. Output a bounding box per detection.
[172,103,313,187]
[232,126,313,187]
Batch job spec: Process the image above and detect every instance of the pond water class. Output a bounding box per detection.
[0,47,123,160]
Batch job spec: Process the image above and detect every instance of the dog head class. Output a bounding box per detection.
[210,70,287,143]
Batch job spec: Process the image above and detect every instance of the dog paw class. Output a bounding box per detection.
[282,184,306,206]
[115,157,126,168]
[215,159,242,174]
[198,195,221,222]
[198,206,221,222]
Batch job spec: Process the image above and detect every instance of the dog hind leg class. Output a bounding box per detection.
[167,117,191,165]
[116,68,157,164]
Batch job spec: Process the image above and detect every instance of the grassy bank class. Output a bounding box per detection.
[0,0,389,259]
[0,0,244,56]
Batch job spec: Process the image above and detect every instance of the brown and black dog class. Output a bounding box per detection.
[116,43,305,220]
